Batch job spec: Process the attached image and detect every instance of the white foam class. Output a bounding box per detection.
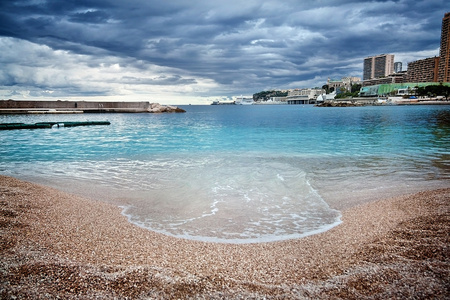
[117,155,343,244]
[121,205,342,244]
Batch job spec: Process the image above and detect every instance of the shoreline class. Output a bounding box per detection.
[1,175,449,298]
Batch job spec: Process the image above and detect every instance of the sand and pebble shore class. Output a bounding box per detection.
[1,175,449,299]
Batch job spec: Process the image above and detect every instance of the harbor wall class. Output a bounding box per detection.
[0,100,150,110]
[0,100,189,114]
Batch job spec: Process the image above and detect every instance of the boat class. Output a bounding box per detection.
[235,96,254,105]
[210,100,235,105]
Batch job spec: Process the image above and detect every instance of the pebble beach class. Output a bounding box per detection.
[1,175,449,299]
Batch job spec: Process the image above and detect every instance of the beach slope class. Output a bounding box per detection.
[1,175,448,299]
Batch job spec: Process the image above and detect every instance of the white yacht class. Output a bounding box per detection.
[235,96,254,105]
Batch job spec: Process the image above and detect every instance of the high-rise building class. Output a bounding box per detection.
[363,58,374,80]
[394,62,402,73]
[407,57,440,82]
[363,54,395,80]
[437,12,450,82]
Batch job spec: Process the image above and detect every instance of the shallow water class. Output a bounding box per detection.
[1,105,449,243]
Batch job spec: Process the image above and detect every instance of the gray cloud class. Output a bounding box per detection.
[121,75,197,86]
[0,0,447,103]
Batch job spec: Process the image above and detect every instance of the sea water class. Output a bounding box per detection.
[1,105,449,243]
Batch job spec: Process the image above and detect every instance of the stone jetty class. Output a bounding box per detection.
[0,100,185,114]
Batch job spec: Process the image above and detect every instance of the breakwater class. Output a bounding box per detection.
[0,121,111,130]
[0,100,185,114]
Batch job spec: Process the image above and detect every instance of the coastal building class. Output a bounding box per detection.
[268,96,287,102]
[362,72,406,86]
[327,77,361,93]
[363,54,395,80]
[286,88,324,104]
[437,12,450,82]
[359,82,450,97]
[406,57,440,83]
[390,71,407,83]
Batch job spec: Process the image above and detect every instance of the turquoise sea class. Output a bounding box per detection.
[1,105,449,243]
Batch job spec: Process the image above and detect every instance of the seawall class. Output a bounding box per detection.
[0,100,185,114]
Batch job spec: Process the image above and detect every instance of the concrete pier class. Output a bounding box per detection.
[0,100,185,114]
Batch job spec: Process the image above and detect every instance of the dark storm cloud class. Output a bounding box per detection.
[69,10,111,24]
[0,0,448,102]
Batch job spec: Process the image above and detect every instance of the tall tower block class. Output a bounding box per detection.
[438,12,450,82]
[363,54,394,80]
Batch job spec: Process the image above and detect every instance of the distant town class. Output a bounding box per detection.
[219,12,450,106]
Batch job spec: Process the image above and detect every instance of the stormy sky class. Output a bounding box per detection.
[0,0,447,104]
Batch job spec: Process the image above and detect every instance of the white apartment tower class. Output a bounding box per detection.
[363,54,395,80]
